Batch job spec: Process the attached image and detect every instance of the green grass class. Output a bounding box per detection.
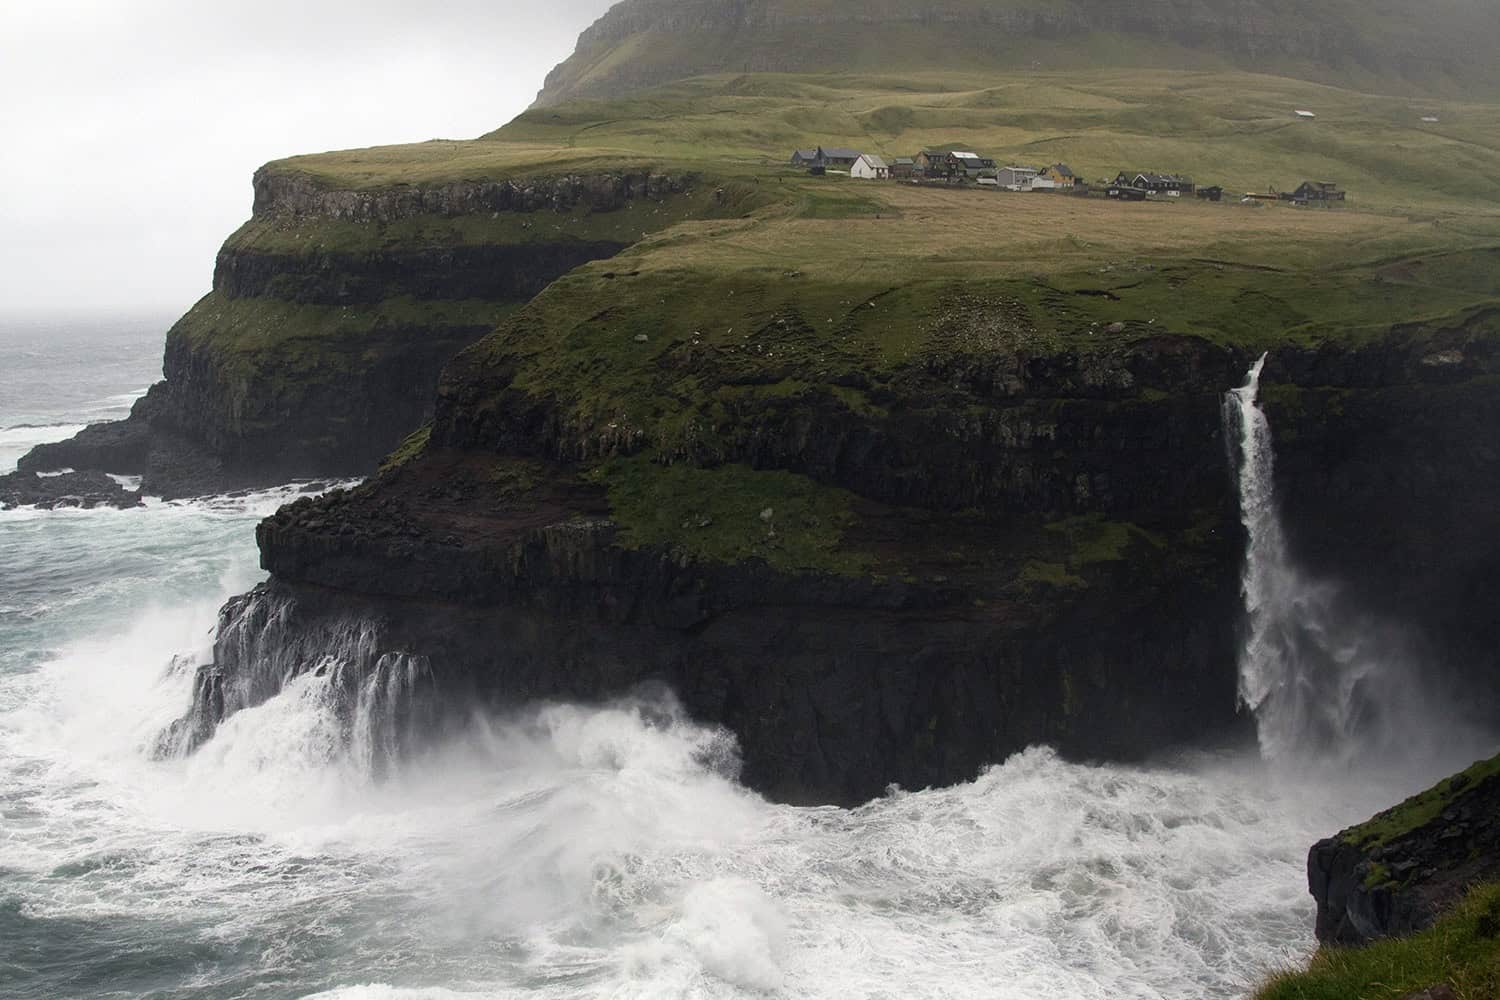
[1343,753,1500,851]
[171,293,514,365]
[378,425,431,474]
[591,455,876,575]
[1255,882,1500,1000]
[271,69,1500,217]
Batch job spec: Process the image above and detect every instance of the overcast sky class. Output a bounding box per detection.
[0,0,616,318]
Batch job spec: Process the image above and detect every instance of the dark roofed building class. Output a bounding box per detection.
[816,147,861,168]
[790,149,819,166]
[1289,180,1345,203]
[1115,171,1195,195]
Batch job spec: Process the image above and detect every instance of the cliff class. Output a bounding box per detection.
[20,164,744,496]
[537,0,1500,106]
[1310,754,1500,946]
[157,160,1500,797]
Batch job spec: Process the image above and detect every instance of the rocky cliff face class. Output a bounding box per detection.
[537,0,1500,105]
[155,304,1500,805]
[19,169,705,496]
[1310,754,1500,946]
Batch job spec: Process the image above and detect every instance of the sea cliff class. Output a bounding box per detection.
[19,165,731,496]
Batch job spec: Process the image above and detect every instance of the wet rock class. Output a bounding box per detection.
[0,470,144,510]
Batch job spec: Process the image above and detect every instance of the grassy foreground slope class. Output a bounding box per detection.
[1257,882,1500,1000]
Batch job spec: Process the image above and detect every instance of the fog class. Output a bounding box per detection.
[0,0,616,318]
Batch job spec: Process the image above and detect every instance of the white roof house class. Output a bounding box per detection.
[997,165,1040,191]
[852,154,889,180]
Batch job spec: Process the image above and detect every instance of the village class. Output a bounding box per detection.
[788,145,1347,208]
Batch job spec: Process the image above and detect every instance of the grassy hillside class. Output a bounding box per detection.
[537,0,1500,106]
[274,70,1500,216]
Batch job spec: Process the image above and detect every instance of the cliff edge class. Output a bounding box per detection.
[1311,754,1500,947]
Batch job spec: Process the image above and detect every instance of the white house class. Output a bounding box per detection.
[996,165,1039,191]
[852,154,889,180]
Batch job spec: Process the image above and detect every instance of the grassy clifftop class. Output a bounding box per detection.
[240,68,1500,571]
[266,69,1500,216]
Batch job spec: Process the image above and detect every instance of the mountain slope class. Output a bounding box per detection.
[536,0,1500,106]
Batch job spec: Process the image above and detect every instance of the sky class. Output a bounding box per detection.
[0,0,616,318]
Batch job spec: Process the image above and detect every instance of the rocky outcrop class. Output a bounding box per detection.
[236,441,1246,806]
[1309,754,1500,946]
[251,168,692,222]
[536,0,1500,106]
[0,469,143,510]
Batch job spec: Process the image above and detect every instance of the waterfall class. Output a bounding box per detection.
[1224,356,1463,767]
[155,586,437,778]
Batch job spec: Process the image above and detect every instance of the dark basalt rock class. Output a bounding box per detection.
[1309,755,1500,946]
[0,469,143,510]
[214,241,630,306]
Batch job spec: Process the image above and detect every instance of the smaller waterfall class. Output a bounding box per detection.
[155,586,436,778]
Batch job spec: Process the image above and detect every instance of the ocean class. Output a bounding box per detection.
[0,317,1487,999]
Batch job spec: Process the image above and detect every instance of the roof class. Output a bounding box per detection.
[1133,172,1193,184]
[792,149,818,159]
[1051,163,1076,178]
[893,157,915,165]
[858,154,889,169]
[819,147,862,159]
[952,151,982,161]
[1295,109,1317,118]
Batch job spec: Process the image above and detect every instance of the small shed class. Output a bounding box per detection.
[852,154,890,180]
[890,157,917,179]
[1295,110,1317,120]
[1196,185,1225,202]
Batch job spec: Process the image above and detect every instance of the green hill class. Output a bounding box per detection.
[536,0,1500,106]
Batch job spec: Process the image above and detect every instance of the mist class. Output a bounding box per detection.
[0,0,615,318]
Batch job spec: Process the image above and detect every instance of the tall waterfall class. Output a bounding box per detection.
[1224,356,1467,767]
